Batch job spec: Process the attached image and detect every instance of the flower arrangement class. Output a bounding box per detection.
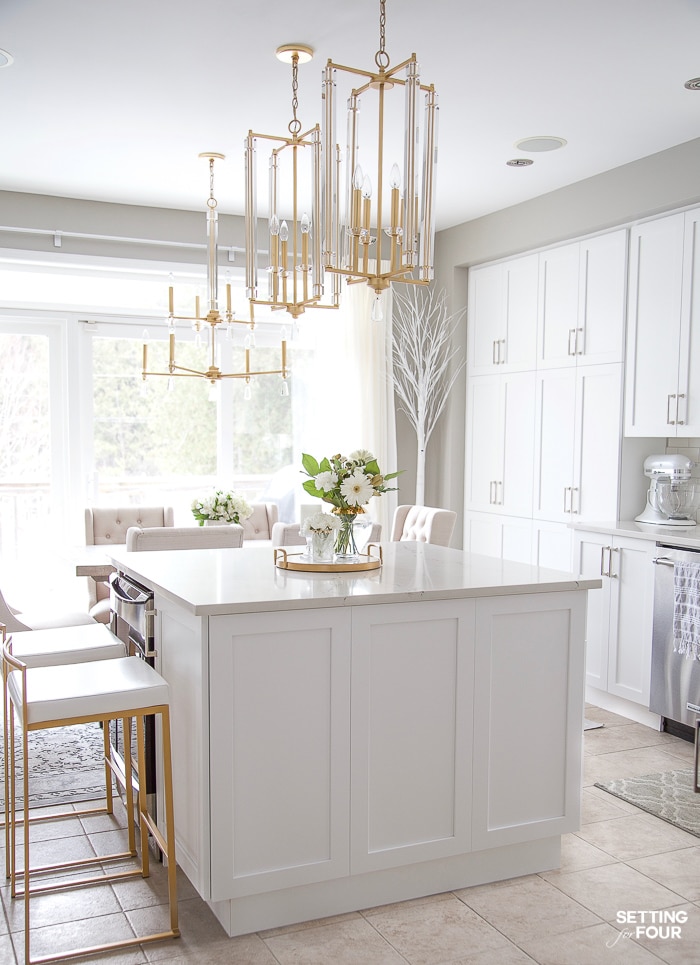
[301,449,400,509]
[300,511,343,537]
[301,450,400,557]
[191,490,253,526]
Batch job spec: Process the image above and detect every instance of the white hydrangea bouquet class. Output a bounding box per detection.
[301,450,400,557]
[300,511,343,562]
[191,489,253,526]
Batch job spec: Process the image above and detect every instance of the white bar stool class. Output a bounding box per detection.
[3,644,180,964]
[1,624,127,877]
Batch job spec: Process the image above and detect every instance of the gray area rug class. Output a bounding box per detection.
[595,769,700,838]
[0,722,107,808]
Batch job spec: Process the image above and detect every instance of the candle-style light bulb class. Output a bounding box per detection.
[362,176,372,200]
[353,165,364,190]
[300,213,310,234]
[390,163,401,190]
[269,215,280,236]
[279,220,289,243]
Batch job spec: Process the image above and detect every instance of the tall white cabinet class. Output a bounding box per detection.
[465,229,627,570]
[625,208,700,436]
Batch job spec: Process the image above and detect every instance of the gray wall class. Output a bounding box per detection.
[405,136,700,546]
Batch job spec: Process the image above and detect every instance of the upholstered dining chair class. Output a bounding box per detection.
[126,524,244,551]
[85,506,174,622]
[241,502,279,541]
[390,505,457,547]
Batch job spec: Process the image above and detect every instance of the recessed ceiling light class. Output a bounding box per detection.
[507,158,533,167]
[515,136,567,153]
[0,49,13,69]
[684,77,700,90]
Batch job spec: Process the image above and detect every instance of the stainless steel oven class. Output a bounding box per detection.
[650,544,700,737]
[109,571,158,828]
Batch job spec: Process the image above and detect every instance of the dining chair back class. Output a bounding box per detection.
[126,524,244,551]
[85,507,175,621]
[390,505,457,547]
[241,502,279,540]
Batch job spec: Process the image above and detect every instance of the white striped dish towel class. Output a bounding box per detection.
[673,560,700,661]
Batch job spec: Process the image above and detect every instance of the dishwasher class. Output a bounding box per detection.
[650,544,700,789]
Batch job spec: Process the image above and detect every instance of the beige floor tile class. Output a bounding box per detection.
[259,911,362,938]
[440,945,536,965]
[3,880,122,933]
[361,891,454,920]
[540,832,616,875]
[659,738,697,765]
[146,931,281,964]
[130,895,228,962]
[583,706,633,728]
[628,848,700,902]
[584,746,686,787]
[263,917,408,964]
[545,862,687,921]
[620,902,700,965]
[575,812,700,861]
[112,860,200,912]
[584,722,670,756]
[519,921,666,964]
[365,893,518,965]
[454,874,600,943]
[581,785,640,823]
[0,931,15,965]
[12,909,147,964]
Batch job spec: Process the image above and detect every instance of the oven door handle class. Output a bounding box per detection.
[653,557,676,566]
[109,571,152,605]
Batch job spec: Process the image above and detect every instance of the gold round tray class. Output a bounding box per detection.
[274,544,383,572]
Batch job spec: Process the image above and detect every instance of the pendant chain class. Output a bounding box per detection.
[288,53,302,136]
[375,0,390,70]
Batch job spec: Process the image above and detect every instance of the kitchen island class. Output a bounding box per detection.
[108,541,599,937]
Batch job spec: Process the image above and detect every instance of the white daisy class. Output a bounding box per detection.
[348,448,374,464]
[340,469,374,506]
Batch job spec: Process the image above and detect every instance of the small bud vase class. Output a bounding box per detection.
[308,529,335,563]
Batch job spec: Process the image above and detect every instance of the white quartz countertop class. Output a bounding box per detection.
[107,542,601,616]
[571,520,700,549]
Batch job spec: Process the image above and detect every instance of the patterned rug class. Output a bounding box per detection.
[595,769,700,838]
[0,722,107,808]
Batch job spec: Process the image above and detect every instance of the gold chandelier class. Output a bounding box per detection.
[245,45,340,319]
[142,153,289,389]
[322,0,438,298]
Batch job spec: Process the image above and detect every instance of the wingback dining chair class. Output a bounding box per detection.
[125,524,244,551]
[85,506,175,623]
[390,505,457,547]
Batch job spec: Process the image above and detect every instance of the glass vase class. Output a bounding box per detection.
[308,528,335,563]
[334,511,372,561]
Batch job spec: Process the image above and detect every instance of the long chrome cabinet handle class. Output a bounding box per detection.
[492,340,498,365]
[608,546,619,578]
[667,393,677,425]
[653,557,675,566]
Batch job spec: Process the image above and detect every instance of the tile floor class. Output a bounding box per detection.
[1,705,699,964]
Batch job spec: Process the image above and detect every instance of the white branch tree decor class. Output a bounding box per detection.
[391,286,466,506]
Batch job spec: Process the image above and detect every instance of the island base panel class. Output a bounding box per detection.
[208,837,561,937]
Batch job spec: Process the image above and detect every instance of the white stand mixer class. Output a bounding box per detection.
[636,454,698,526]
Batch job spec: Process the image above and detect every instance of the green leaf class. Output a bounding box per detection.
[319,456,331,472]
[383,470,403,481]
[302,453,320,476]
[302,479,323,498]
[365,459,380,475]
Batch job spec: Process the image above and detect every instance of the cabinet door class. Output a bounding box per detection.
[501,370,536,516]
[350,600,473,872]
[578,231,627,365]
[573,364,622,521]
[625,213,684,435]
[573,532,610,691]
[468,263,505,373]
[679,209,700,435]
[607,537,656,706]
[533,368,577,522]
[466,512,532,564]
[472,592,586,850]
[537,242,580,368]
[208,609,351,899]
[465,376,503,512]
[532,520,573,572]
[503,253,538,370]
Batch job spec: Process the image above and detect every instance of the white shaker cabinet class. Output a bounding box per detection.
[537,231,627,370]
[465,371,536,516]
[625,210,700,436]
[533,363,623,524]
[467,253,539,373]
[464,511,532,564]
[573,532,655,705]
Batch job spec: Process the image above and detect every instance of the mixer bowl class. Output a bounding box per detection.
[655,481,700,520]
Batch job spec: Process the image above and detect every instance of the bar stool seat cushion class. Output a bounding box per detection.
[8,624,125,668]
[7,656,169,726]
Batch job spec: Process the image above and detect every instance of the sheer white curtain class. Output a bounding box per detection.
[299,279,398,535]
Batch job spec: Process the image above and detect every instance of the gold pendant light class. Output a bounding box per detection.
[142,153,288,390]
[322,0,439,297]
[245,45,340,319]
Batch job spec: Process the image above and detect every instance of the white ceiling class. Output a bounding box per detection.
[3,0,700,231]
